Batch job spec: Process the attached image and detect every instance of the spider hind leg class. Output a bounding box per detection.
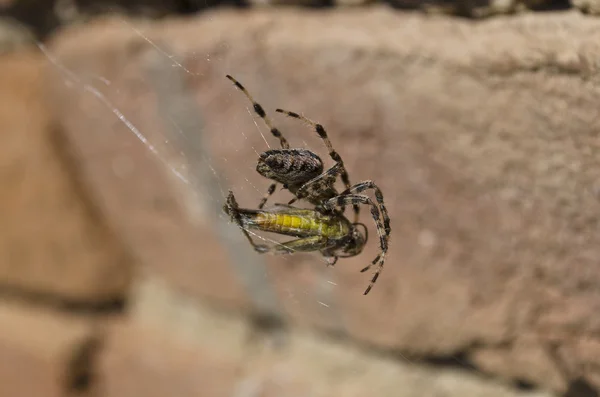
[324,193,389,295]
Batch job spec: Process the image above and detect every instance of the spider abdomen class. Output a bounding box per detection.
[256,149,323,187]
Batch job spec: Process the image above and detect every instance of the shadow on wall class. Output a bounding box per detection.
[563,378,598,397]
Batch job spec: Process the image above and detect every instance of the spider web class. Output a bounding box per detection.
[36,18,346,327]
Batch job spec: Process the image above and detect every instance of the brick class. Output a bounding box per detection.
[0,50,133,304]
[99,320,241,397]
[0,300,98,397]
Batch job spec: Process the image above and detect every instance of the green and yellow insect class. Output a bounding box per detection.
[224,190,387,294]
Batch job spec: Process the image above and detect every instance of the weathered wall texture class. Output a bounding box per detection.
[0,51,133,303]
[1,6,599,397]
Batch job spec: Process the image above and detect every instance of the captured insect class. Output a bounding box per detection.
[223,75,391,295]
[224,190,367,265]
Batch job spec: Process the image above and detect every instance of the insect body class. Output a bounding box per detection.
[224,75,391,295]
[223,190,367,264]
[247,208,349,240]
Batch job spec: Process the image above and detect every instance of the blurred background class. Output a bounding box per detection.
[1,0,599,396]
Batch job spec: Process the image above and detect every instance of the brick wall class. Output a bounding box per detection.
[3,7,600,396]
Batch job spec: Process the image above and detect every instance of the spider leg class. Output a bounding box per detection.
[226,75,289,149]
[325,256,339,267]
[339,180,391,239]
[276,108,360,222]
[226,75,291,209]
[258,182,277,209]
[324,194,388,295]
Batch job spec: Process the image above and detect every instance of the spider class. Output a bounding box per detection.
[224,75,391,294]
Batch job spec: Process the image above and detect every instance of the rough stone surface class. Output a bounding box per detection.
[44,7,600,393]
[99,319,241,397]
[103,276,555,397]
[0,300,98,397]
[0,50,133,304]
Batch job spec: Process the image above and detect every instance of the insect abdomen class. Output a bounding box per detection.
[238,209,349,239]
[256,213,317,235]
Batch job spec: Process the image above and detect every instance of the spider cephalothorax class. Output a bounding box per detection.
[225,74,391,295]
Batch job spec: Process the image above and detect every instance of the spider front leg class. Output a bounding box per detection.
[258,182,277,209]
[323,194,389,295]
[226,75,290,149]
[226,75,291,210]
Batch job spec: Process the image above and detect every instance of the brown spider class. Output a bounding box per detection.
[225,75,391,294]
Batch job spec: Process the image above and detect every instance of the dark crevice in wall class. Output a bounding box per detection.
[418,351,479,371]
[414,346,600,397]
[529,0,571,11]
[547,342,600,397]
[564,378,599,397]
[513,378,536,391]
[66,333,103,395]
[0,284,126,315]
[250,311,287,334]
[417,351,544,393]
